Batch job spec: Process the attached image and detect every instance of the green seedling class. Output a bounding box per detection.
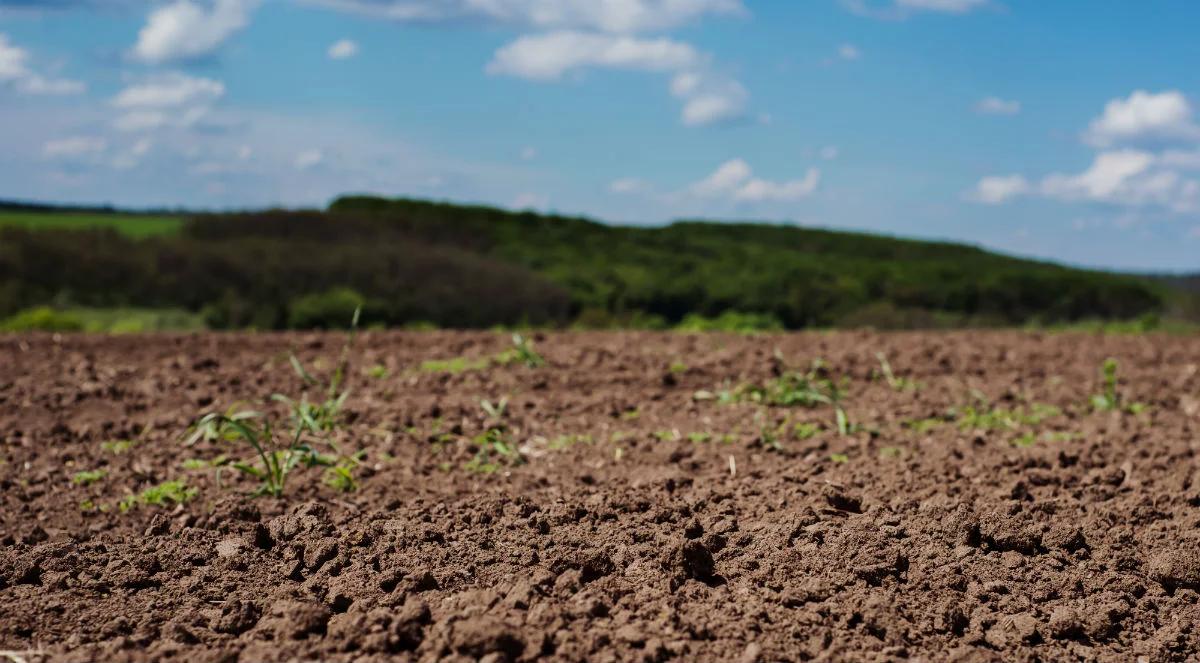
[793,422,821,440]
[688,432,712,444]
[495,333,545,368]
[878,446,904,459]
[710,359,854,436]
[181,455,229,470]
[481,397,509,420]
[955,402,1060,432]
[669,362,688,374]
[1090,358,1146,414]
[367,364,389,379]
[323,450,366,492]
[420,356,491,374]
[829,453,850,464]
[465,428,523,474]
[102,439,136,454]
[188,409,331,497]
[547,433,593,450]
[875,352,917,391]
[71,469,106,486]
[119,480,196,512]
[277,308,360,433]
[903,417,944,434]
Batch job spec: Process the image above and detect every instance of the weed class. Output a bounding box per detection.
[955,402,1060,432]
[119,480,196,512]
[71,469,106,486]
[711,359,853,436]
[276,308,359,433]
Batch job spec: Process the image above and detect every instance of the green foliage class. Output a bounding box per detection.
[102,439,136,454]
[876,353,918,391]
[0,306,84,332]
[2,197,1181,329]
[288,288,366,330]
[466,428,523,474]
[1090,358,1146,413]
[494,333,545,368]
[955,402,1061,432]
[119,480,196,512]
[71,469,106,486]
[0,210,182,238]
[676,311,784,333]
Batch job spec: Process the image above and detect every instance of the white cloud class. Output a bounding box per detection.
[43,136,107,158]
[972,91,1200,214]
[820,146,840,160]
[975,96,1020,116]
[488,30,744,126]
[113,73,226,109]
[327,38,359,59]
[487,31,699,80]
[842,0,987,19]
[132,0,257,64]
[1084,90,1200,147]
[304,0,745,34]
[838,44,860,60]
[0,33,85,95]
[968,174,1029,204]
[692,158,820,202]
[295,149,324,170]
[111,73,225,132]
[519,146,537,160]
[609,177,650,194]
[672,71,746,126]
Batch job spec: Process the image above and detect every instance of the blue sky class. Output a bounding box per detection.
[1,0,1199,272]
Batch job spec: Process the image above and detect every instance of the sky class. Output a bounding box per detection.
[1,0,1199,272]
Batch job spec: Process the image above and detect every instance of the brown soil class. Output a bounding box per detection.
[2,330,1200,662]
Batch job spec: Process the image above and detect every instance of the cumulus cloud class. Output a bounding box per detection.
[488,31,744,126]
[968,174,1029,204]
[487,31,698,80]
[132,0,257,63]
[971,91,1200,214]
[609,177,650,194]
[327,38,359,59]
[42,136,107,158]
[1084,90,1200,148]
[303,0,745,34]
[111,73,226,132]
[842,0,987,19]
[975,96,1020,115]
[295,149,324,169]
[692,158,820,202]
[0,33,85,95]
[512,191,549,209]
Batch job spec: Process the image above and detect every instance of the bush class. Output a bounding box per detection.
[288,288,366,329]
[0,306,84,332]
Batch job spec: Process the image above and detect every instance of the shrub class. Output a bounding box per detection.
[288,288,366,329]
[0,306,84,332]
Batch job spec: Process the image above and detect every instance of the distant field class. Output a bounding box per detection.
[0,211,183,237]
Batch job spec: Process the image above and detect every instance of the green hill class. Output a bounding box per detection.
[0,195,1186,331]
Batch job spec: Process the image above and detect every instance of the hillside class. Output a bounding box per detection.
[0,196,1183,330]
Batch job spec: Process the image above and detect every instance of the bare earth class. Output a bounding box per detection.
[2,331,1200,662]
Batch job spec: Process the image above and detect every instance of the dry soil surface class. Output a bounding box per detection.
[2,331,1200,662]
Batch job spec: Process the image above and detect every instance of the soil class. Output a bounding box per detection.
[2,330,1200,662]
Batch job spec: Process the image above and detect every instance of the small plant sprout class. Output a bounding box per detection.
[466,428,523,474]
[481,397,509,420]
[119,480,197,512]
[277,307,361,433]
[499,333,545,368]
[187,409,327,497]
[1091,358,1146,414]
[72,469,106,486]
[324,450,366,492]
[876,352,917,391]
[367,364,388,379]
